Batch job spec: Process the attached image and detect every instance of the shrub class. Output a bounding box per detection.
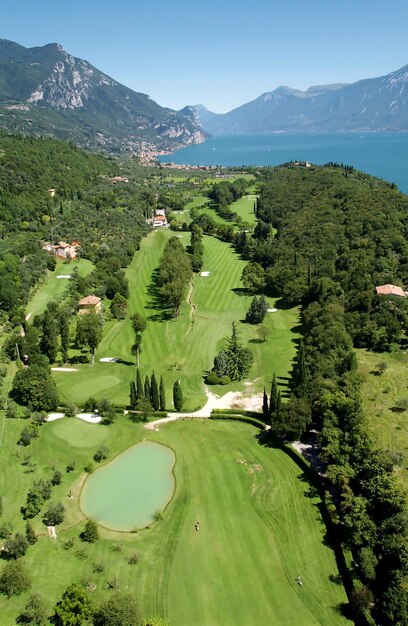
[94,445,109,462]
[81,520,99,543]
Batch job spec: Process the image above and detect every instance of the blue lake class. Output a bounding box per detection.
[160,133,408,194]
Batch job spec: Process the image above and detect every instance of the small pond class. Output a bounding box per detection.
[80,441,175,531]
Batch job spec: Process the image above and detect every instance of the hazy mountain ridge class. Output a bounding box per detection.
[0,39,205,154]
[194,65,408,134]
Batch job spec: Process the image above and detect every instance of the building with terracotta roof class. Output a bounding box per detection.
[78,295,102,314]
[375,284,406,298]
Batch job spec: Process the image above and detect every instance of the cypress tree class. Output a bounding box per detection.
[59,312,70,363]
[150,371,159,411]
[144,376,151,401]
[173,380,183,412]
[269,373,278,416]
[136,368,143,400]
[293,340,308,394]
[159,375,166,411]
[276,390,282,416]
[40,309,58,363]
[262,388,269,420]
[25,521,37,545]
[129,381,137,409]
[260,295,268,318]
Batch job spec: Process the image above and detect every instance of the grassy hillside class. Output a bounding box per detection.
[357,348,408,487]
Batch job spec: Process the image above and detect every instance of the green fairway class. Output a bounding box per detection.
[229,194,258,224]
[0,417,349,625]
[357,348,408,485]
[54,230,300,409]
[26,258,94,319]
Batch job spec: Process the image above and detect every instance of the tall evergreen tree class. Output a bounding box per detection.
[25,521,37,546]
[159,375,166,411]
[173,380,183,411]
[40,309,58,363]
[144,376,151,401]
[276,390,282,416]
[269,372,278,416]
[292,340,308,395]
[150,371,159,410]
[262,388,269,420]
[129,381,137,409]
[136,368,143,400]
[59,312,70,363]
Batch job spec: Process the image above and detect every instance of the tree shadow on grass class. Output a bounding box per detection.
[69,354,90,365]
[116,359,135,367]
[232,287,250,297]
[145,268,174,322]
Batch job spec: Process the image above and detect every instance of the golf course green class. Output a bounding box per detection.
[80,441,175,530]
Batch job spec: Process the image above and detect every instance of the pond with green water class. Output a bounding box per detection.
[80,441,175,531]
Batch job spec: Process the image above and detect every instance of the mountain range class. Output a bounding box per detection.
[0,39,205,154]
[194,65,408,135]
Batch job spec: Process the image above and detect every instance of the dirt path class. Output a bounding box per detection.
[144,387,263,431]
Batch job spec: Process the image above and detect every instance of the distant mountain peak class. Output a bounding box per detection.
[196,64,408,135]
[0,39,205,154]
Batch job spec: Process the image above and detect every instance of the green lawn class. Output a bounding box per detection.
[26,258,94,319]
[0,417,349,625]
[229,194,258,224]
[357,348,408,486]
[55,231,299,410]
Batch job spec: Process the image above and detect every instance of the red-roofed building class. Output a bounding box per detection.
[78,295,102,314]
[376,284,406,298]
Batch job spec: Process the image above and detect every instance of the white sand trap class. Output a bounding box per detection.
[25,312,32,322]
[56,274,71,279]
[268,308,278,313]
[200,271,211,277]
[99,357,119,362]
[47,526,57,539]
[77,413,102,424]
[51,367,78,372]
[46,413,65,422]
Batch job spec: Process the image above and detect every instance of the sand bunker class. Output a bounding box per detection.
[51,367,78,372]
[268,308,278,313]
[56,274,71,279]
[46,413,65,422]
[77,413,102,424]
[99,357,119,362]
[200,271,211,277]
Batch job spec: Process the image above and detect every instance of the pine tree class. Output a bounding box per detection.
[150,371,159,410]
[159,375,166,411]
[173,380,183,411]
[260,294,268,318]
[262,388,269,420]
[144,376,151,401]
[269,373,278,416]
[129,381,137,409]
[25,522,37,545]
[82,519,99,543]
[136,368,143,400]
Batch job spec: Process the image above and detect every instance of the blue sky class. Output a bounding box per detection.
[3,0,408,112]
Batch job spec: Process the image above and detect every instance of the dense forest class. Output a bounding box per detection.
[243,164,407,625]
[0,132,150,320]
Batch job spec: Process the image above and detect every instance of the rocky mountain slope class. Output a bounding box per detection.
[194,65,408,134]
[0,39,205,154]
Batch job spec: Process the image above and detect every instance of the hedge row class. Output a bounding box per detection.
[209,413,265,430]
